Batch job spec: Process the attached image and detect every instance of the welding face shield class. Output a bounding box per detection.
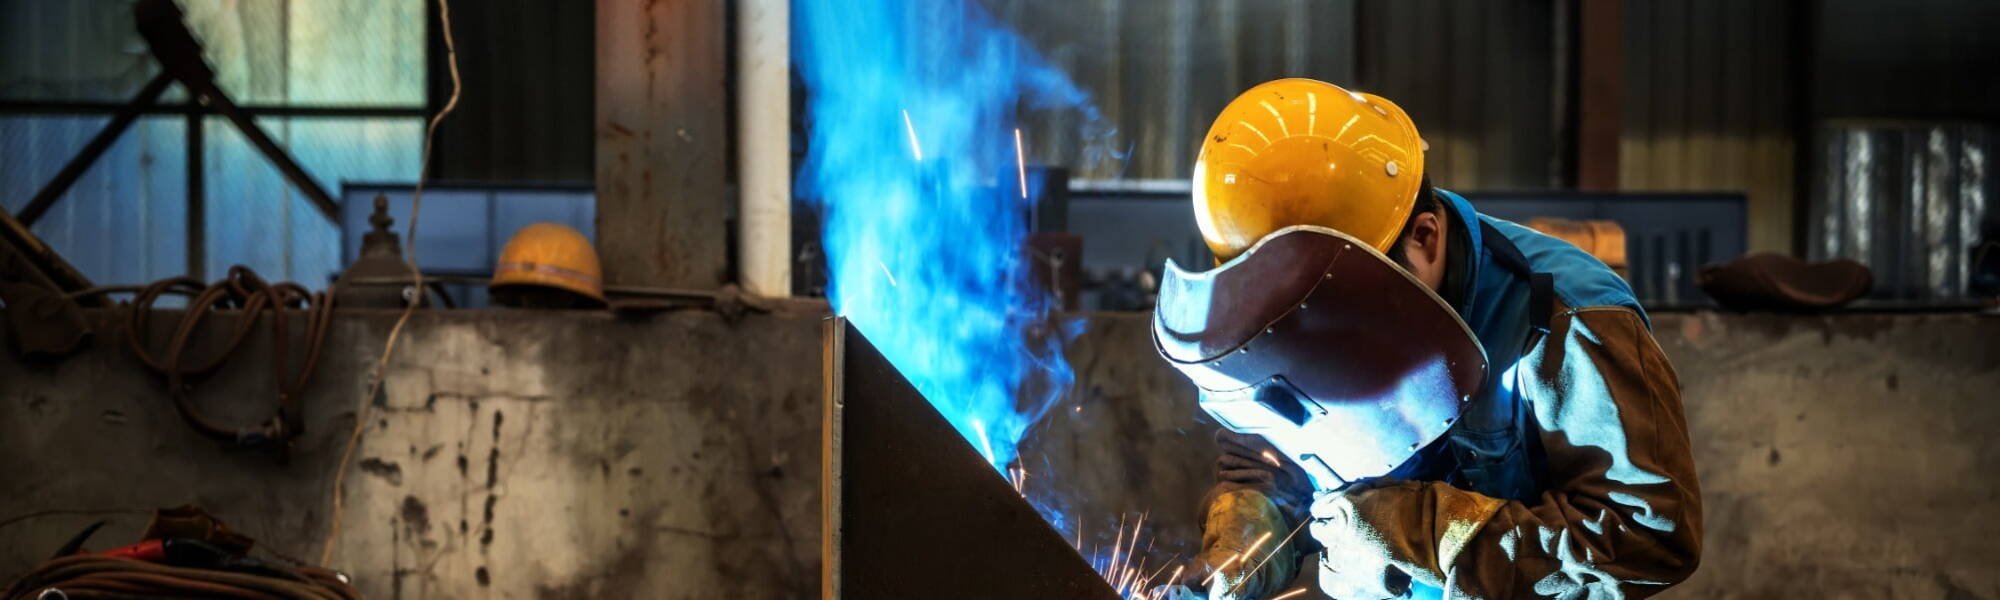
[1153,226,1488,491]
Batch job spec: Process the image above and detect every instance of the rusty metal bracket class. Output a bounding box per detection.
[0,220,93,360]
[0,206,100,305]
[822,317,1119,599]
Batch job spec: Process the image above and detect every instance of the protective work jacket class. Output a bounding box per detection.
[1202,190,1703,599]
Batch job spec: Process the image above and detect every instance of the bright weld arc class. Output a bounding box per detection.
[973,419,996,464]
[1014,127,1029,199]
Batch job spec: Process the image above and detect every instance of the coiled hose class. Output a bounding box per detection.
[116,266,335,454]
[1,555,359,600]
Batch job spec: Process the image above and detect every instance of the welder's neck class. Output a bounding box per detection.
[1438,198,1473,315]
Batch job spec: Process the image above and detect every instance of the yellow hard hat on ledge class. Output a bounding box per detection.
[491,223,606,307]
[1193,78,1427,262]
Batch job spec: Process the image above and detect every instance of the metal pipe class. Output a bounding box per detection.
[736,0,792,297]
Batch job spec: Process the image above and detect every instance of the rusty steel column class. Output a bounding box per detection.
[823,318,1121,599]
[1577,0,1624,191]
[595,0,730,289]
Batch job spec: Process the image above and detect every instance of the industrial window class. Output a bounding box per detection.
[0,0,425,288]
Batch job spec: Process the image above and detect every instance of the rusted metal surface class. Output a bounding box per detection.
[1576,0,1623,192]
[823,318,1120,599]
[594,0,730,290]
[0,207,100,307]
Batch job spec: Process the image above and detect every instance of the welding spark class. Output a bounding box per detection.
[1075,513,1170,600]
[1109,514,1127,580]
[1163,565,1185,598]
[1227,514,1315,597]
[1013,127,1029,199]
[972,419,996,465]
[1007,465,1029,495]
[1200,552,1242,587]
[1260,450,1282,467]
[1241,530,1274,560]
[1270,588,1309,600]
[1136,558,1179,594]
[901,109,924,161]
[878,261,898,287]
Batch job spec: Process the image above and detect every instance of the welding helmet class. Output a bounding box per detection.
[491,223,607,307]
[1193,78,1426,263]
[1152,226,1486,491]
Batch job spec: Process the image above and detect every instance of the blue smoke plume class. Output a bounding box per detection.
[794,0,1108,473]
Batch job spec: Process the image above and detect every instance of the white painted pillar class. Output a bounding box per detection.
[736,0,792,296]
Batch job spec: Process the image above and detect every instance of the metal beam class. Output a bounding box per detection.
[823,318,1120,599]
[186,108,205,281]
[0,102,426,118]
[595,0,730,290]
[187,86,340,223]
[18,73,175,226]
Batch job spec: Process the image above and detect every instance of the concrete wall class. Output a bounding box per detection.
[2,308,827,599]
[4,308,1997,598]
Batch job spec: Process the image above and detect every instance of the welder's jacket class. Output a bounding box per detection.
[1205,190,1703,599]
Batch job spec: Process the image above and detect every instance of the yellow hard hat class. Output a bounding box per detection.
[1193,78,1427,262]
[491,223,606,304]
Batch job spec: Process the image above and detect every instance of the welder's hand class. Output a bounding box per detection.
[1213,431,1313,520]
[1309,482,1411,600]
[1179,488,1299,600]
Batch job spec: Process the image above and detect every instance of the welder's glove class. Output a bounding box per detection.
[1178,488,1299,600]
[1310,479,1467,600]
[1212,431,1314,524]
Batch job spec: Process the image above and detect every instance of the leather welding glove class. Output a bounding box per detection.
[1178,431,1315,599]
[1184,488,1299,600]
[1309,480,1433,600]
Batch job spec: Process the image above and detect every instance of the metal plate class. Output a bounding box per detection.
[823,318,1120,600]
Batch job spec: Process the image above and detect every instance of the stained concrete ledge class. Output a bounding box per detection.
[3,307,1997,598]
[2,307,830,599]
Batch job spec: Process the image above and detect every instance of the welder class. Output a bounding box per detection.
[1153,78,1702,599]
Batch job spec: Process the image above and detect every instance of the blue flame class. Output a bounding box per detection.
[795,0,1105,472]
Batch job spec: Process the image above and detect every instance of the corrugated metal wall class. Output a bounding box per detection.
[1809,123,1992,301]
[988,0,1558,192]
[427,0,595,183]
[990,0,1359,180]
[1618,0,1798,254]
[1355,0,1558,191]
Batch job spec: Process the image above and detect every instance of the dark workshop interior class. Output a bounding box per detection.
[2,1,1997,598]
